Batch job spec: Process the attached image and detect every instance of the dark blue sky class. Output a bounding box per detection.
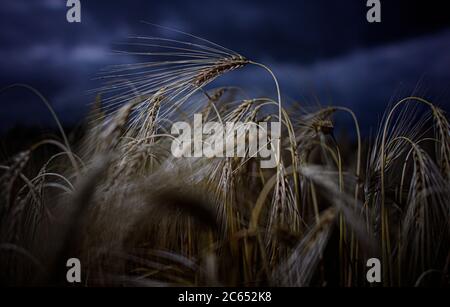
[1,0,449,133]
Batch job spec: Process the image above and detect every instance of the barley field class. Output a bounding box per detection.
[0,34,449,287]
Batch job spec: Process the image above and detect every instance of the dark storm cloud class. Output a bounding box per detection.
[213,30,450,132]
[0,0,449,131]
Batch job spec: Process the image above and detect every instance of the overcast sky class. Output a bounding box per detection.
[1,0,449,133]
